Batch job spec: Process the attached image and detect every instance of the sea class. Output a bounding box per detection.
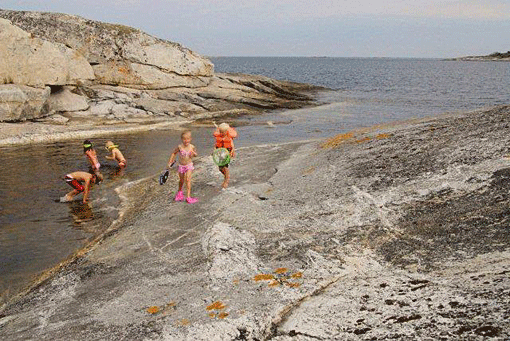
[1,57,509,305]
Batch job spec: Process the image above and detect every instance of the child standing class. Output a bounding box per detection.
[167,130,198,204]
[213,122,237,188]
[83,140,101,176]
[105,140,127,168]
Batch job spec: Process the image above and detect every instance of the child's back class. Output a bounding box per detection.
[105,141,126,168]
[84,140,100,171]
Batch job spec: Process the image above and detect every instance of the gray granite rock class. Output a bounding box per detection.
[0,18,94,87]
[0,10,319,123]
[47,87,89,112]
[2,106,509,340]
[0,84,50,121]
[0,9,213,90]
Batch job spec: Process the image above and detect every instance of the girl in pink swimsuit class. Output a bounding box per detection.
[167,130,198,203]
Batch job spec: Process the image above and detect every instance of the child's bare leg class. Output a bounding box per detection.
[185,170,198,203]
[174,173,185,201]
[221,167,230,188]
[178,173,185,192]
[185,170,192,198]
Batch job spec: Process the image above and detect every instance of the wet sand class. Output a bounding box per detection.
[1,106,510,340]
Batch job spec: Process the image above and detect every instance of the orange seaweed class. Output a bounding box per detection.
[147,306,160,314]
[253,274,275,281]
[321,132,355,149]
[218,312,229,319]
[286,282,301,288]
[356,137,371,143]
[376,133,392,139]
[268,280,280,287]
[291,272,303,278]
[274,267,288,274]
[206,301,226,311]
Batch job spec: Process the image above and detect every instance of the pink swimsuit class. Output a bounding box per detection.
[178,163,194,174]
[178,148,194,174]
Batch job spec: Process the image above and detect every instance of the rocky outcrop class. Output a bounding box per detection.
[0,85,50,121]
[0,9,319,124]
[0,17,93,121]
[1,106,509,340]
[0,9,213,89]
[451,50,510,61]
[0,18,94,87]
[46,87,89,113]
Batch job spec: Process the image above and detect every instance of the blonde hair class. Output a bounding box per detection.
[181,130,192,138]
[218,123,230,133]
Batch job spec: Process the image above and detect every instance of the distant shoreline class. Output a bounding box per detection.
[448,51,510,62]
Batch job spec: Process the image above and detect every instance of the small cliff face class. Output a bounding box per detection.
[0,9,318,124]
[0,9,213,87]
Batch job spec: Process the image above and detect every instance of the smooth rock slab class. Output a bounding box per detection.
[0,10,214,89]
[47,88,89,112]
[0,18,94,87]
[0,84,50,121]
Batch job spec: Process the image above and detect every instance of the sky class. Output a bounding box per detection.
[2,0,509,58]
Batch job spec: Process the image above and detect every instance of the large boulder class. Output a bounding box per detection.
[0,18,94,87]
[0,84,50,121]
[46,87,89,112]
[0,10,214,89]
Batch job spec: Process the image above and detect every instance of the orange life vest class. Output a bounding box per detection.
[214,127,237,149]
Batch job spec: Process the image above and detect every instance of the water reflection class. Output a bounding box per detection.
[0,127,214,304]
[68,201,94,226]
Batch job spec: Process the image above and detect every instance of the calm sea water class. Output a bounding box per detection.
[1,57,509,304]
[211,57,510,144]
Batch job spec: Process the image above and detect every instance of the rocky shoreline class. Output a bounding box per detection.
[0,72,321,146]
[1,105,509,340]
[448,51,510,62]
[0,9,322,144]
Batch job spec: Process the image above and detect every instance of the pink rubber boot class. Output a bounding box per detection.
[186,197,198,204]
[174,191,184,201]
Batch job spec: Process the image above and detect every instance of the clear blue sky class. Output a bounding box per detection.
[2,0,509,58]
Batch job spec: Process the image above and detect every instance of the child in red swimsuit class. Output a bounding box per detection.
[62,171,102,204]
[167,130,198,203]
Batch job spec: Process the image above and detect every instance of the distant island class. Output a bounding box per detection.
[451,50,510,61]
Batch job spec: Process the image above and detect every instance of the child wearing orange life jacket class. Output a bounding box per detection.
[213,122,238,188]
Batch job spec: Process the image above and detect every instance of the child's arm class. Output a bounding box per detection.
[105,151,115,160]
[167,147,179,168]
[230,141,236,158]
[83,178,91,203]
[113,149,124,162]
[191,145,198,157]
